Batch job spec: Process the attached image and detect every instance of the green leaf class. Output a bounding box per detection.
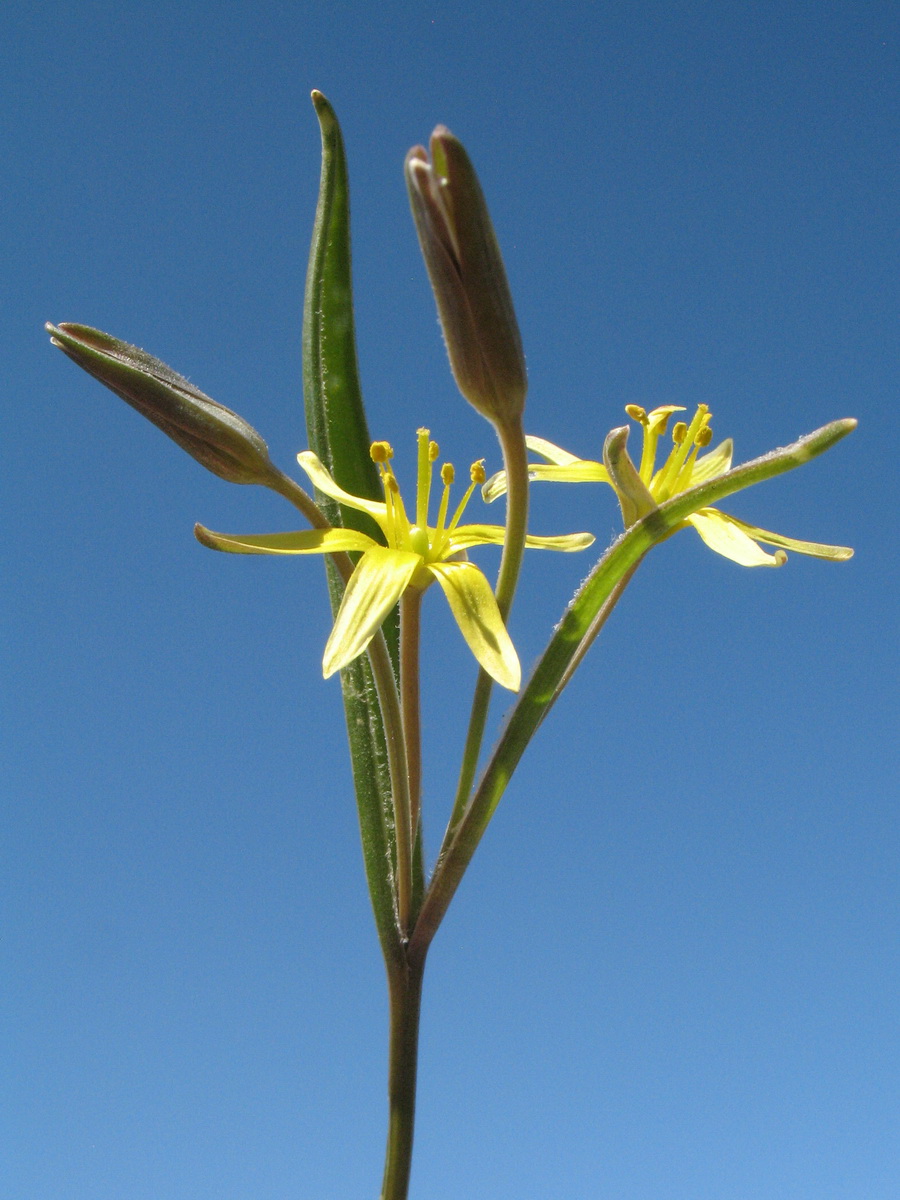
[303,92,386,547]
[302,92,410,957]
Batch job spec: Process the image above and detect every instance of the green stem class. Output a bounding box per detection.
[550,557,644,704]
[268,467,330,530]
[400,589,424,853]
[381,948,427,1200]
[270,465,412,936]
[371,636,413,937]
[441,417,529,849]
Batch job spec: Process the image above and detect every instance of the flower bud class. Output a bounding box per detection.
[47,322,276,485]
[405,127,526,427]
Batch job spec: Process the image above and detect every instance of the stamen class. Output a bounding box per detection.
[388,471,413,548]
[381,471,399,545]
[433,462,455,545]
[625,404,647,424]
[416,428,432,529]
[638,406,684,484]
[653,405,710,500]
[672,415,713,493]
[429,440,440,462]
[370,440,394,463]
[673,444,702,492]
[447,473,479,536]
[470,459,486,485]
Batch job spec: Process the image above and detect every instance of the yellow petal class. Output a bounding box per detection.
[524,435,586,465]
[689,438,733,483]
[427,560,521,690]
[522,530,596,551]
[720,513,853,561]
[479,470,510,503]
[687,509,786,567]
[442,522,507,548]
[195,525,375,555]
[530,462,610,484]
[449,524,595,552]
[323,547,422,677]
[297,451,388,525]
[482,460,609,502]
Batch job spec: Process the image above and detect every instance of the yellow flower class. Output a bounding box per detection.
[197,428,594,689]
[484,404,853,568]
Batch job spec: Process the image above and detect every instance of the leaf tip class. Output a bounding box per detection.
[310,89,336,128]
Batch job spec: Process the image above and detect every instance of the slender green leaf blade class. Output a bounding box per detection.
[303,92,384,539]
[302,92,404,955]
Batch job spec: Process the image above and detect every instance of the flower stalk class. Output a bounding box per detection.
[381,947,427,1200]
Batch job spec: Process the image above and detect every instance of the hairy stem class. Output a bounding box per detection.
[270,466,412,933]
[400,589,424,852]
[440,418,529,850]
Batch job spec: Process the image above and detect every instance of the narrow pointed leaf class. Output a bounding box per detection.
[303,93,387,549]
[303,92,406,955]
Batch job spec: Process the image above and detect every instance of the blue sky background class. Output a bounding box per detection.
[4,2,897,1197]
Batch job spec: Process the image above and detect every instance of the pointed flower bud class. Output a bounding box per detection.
[47,322,277,485]
[405,128,526,428]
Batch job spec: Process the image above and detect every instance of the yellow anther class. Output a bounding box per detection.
[672,421,688,445]
[441,463,455,486]
[429,440,440,461]
[625,404,648,423]
[470,459,486,485]
[696,425,713,448]
[370,440,394,463]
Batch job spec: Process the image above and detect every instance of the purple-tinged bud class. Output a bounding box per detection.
[405,128,526,428]
[47,323,276,485]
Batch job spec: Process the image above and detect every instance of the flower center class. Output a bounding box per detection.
[625,403,714,502]
[369,429,485,561]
